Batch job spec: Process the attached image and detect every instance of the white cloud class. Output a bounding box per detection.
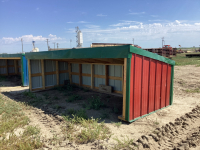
[65,20,200,47]
[1,34,62,44]
[97,14,107,17]
[129,12,145,15]
[151,15,158,17]
[78,21,89,23]
[67,21,73,23]
[36,7,39,11]
[85,25,100,29]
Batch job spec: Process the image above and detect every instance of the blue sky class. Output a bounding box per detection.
[0,0,200,53]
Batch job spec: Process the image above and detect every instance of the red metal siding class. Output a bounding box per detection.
[160,63,167,108]
[148,60,156,113]
[133,55,143,119]
[165,65,171,106]
[129,54,172,121]
[155,62,162,110]
[141,57,150,116]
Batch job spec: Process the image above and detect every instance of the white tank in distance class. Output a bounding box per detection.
[32,47,39,52]
[78,31,83,45]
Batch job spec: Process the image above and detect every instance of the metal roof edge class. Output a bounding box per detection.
[0,53,22,58]
[129,46,175,65]
[25,45,130,60]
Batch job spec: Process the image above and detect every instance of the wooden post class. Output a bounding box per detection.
[5,59,8,75]
[14,60,18,74]
[122,58,127,119]
[28,59,32,91]
[91,64,94,89]
[56,61,59,86]
[41,59,45,90]
[68,63,72,84]
[105,65,109,86]
[79,64,82,86]
[122,65,124,93]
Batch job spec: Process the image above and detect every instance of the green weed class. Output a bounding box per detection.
[66,94,82,102]
[100,111,110,119]
[112,136,136,150]
[185,88,200,93]
[87,96,105,110]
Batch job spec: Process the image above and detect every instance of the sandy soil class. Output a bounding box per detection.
[0,65,200,150]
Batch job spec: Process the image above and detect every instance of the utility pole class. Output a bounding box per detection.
[57,43,59,49]
[53,42,56,49]
[21,38,23,53]
[133,38,134,45]
[70,39,72,48]
[162,37,164,48]
[46,39,50,50]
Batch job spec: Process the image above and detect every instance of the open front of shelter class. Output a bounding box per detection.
[0,53,29,87]
[25,45,175,122]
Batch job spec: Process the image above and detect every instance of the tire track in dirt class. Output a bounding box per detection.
[133,105,200,150]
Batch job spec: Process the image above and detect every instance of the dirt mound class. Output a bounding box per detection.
[133,105,200,150]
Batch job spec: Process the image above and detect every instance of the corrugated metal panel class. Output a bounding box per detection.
[161,63,167,108]
[44,60,56,72]
[8,67,15,73]
[108,65,122,91]
[94,64,105,75]
[59,61,68,71]
[59,73,69,85]
[166,65,172,106]
[30,60,41,74]
[7,60,14,65]
[148,59,156,113]
[45,74,57,87]
[82,64,91,74]
[72,75,79,84]
[18,67,21,73]
[155,61,162,110]
[71,63,79,73]
[109,65,122,77]
[18,60,21,66]
[94,77,105,87]
[129,53,173,121]
[141,57,150,116]
[0,68,6,74]
[32,76,42,89]
[133,55,143,119]
[0,60,6,66]
[82,76,91,86]
[109,79,122,91]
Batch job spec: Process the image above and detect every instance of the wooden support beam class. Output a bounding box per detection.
[122,58,127,119]
[28,59,32,91]
[56,61,59,86]
[14,60,18,74]
[41,59,45,90]
[91,64,94,89]
[79,64,82,86]
[68,63,72,84]
[105,65,109,86]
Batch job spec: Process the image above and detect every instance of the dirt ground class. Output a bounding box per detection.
[0,65,200,150]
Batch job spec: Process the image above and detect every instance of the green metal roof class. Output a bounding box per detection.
[0,53,22,58]
[25,45,175,65]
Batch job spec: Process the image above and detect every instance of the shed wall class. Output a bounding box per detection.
[129,54,171,121]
